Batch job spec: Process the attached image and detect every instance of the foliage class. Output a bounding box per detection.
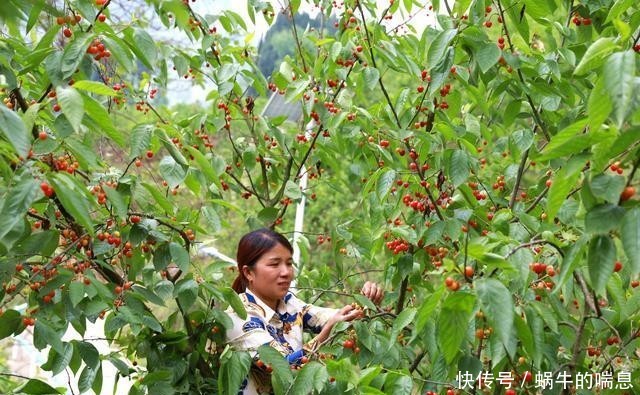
[1,0,640,394]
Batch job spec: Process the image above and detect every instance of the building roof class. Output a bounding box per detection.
[261,91,303,122]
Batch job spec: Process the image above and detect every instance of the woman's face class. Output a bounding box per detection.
[243,242,294,309]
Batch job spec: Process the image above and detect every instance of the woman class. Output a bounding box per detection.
[225,228,384,394]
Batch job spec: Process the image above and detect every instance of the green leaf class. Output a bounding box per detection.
[415,287,445,334]
[142,182,174,214]
[50,173,95,236]
[184,146,221,190]
[510,129,534,153]
[102,185,128,220]
[606,0,634,23]
[514,313,535,363]
[129,124,153,159]
[258,345,294,392]
[72,80,118,96]
[159,155,187,187]
[453,0,472,16]
[377,169,396,200]
[0,309,21,340]
[622,207,640,274]
[286,361,328,394]
[325,358,359,387]
[590,174,625,203]
[604,51,636,127]
[56,86,84,133]
[15,230,59,257]
[222,287,247,319]
[448,149,470,187]
[218,348,252,395]
[0,105,30,157]
[475,278,514,349]
[83,94,126,147]
[427,29,457,69]
[363,67,380,90]
[353,294,377,312]
[69,281,85,307]
[78,365,99,394]
[587,76,612,130]
[158,128,188,166]
[51,342,74,376]
[536,119,589,161]
[522,0,551,20]
[202,206,222,232]
[34,320,64,355]
[546,157,587,223]
[15,379,62,394]
[174,279,198,309]
[437,292,476,363]
[61,32,93,79]
[127,28,157,68]
[475,42,501,73]
[154,280,174,301]
[585,204,625,234]
[0,177,39,247]
[384,372,413,394]
[66,138,100,170]
[573,38,617,76]
[389,307,416,348]
[101,35,134,73]
[284,180,302,199]
[588,235,615,294]
[132,285,166,306]
[285,76,311,103]
[169,242,190,272]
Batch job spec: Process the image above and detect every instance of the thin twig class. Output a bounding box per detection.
[66,368,77,395]
[525,186,549,214]
[355,2,401,127]
[508,147,529,209]
[288,3,308,73]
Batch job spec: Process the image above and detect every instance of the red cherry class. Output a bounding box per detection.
[620,186,635,202]
[614,261,623,272]
[343,339,354,349]
[63,28,72,38]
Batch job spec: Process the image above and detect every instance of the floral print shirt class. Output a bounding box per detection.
[225,289,337,394]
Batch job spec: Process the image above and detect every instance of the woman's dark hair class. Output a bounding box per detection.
[231,228,293,293]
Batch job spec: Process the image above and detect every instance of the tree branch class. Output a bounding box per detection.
[495,0,550,141]
[355,1,401,128]
[508,147,530,210]
[288,2,308,73]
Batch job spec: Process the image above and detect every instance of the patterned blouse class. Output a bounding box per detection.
[225,289,337,394]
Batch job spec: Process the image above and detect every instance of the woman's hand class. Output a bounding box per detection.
[361,281,384,305]
[331,304,365,325]
[316,305,364,345]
